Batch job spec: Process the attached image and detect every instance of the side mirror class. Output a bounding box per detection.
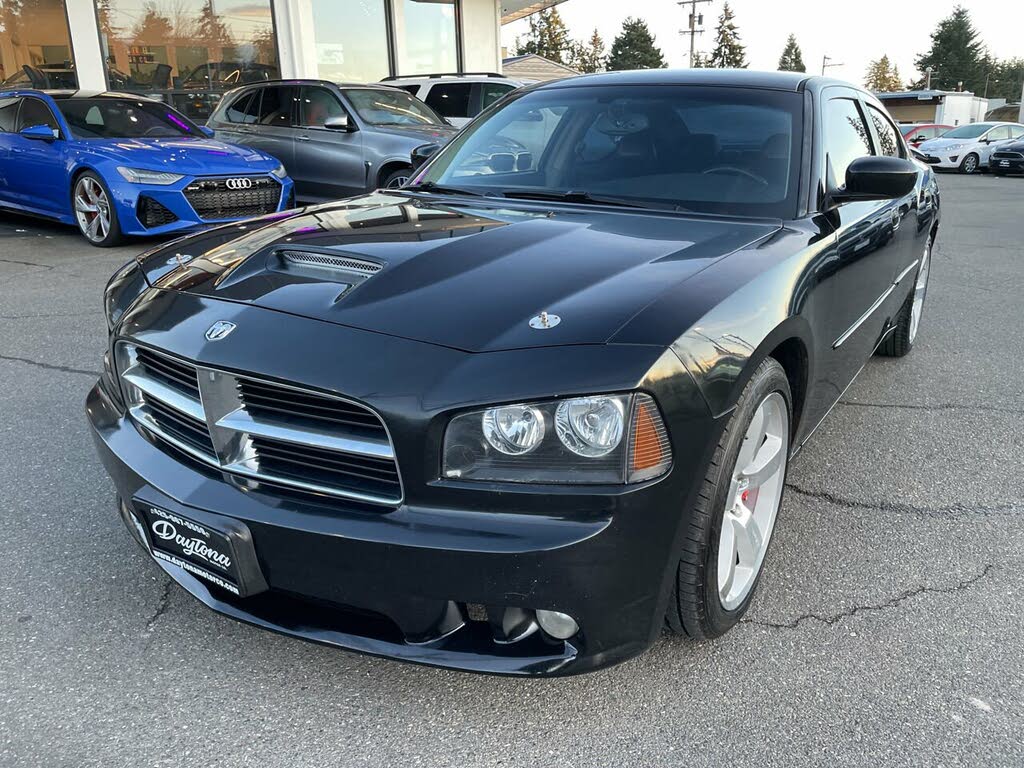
[324,115,352,131]
[199,125,215,138]
[20,124,56,141]
[830,156,918,206]
[411,143,441,170]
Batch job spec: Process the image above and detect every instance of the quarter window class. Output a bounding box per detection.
[825,98,872,187]
[867,106,902,158]
[425,82,473,119]
[17,98,58,134]
[481,83,516,110]
[256,86,296,126]
[0,97,20,132]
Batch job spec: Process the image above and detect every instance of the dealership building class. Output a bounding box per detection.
[1,1,561,117]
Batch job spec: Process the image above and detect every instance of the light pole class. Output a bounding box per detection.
[678,0,712,68]
[822,55,843,76]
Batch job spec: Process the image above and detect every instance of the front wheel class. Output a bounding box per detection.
[381,167,412,190]
[73,172,123,247]
[666,357,792,640]
[959,153,980,174]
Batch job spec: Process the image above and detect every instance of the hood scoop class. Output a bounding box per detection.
[277,249,383,278]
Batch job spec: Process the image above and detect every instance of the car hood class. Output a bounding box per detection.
[918,137,976,151]
[77,137,279,174]
[997,140,1024,153]
[138,193,781,353]
[370,123,459,143]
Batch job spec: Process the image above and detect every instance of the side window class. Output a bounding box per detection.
[298,86,347,127]
[1011,126,1024,139]
[0,97,20,132]
[825,98,872,187]
[425,82,473,119]
[225,90,261,124]
[867,105,902,158]
[256,86,296,127]
[17,98,58,134]
[480,83,515,111]
[987,126,1011,141]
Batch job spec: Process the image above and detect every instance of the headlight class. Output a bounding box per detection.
[443,393,671,484]
[270,163,288,179]
[116,167,184,185]
[103,259,147,332]
[943,143,962,152]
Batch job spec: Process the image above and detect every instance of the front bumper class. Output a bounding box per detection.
[86,304,716,676]
[109,173,295,237]
[920,153,962,169]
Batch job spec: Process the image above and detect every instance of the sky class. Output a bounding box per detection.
[502,0,1024,94]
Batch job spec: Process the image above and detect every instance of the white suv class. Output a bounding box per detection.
[379,73,526,127]
[917,121,1024,174]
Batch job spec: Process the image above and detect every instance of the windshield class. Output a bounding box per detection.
[414,85,803,217]
[942,123,994,139]
[344,88,444,127]
[56,98,202,139]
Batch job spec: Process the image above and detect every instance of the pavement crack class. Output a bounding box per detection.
[785,483,1020,516]
[743,565,995,630]
[0,310,102,320]
[0,353,100,377]
[839,399,1022,416]
[0,257,53,269]
[145,579,173,633]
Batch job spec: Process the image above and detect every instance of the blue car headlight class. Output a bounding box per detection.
[270,163,288,179]
[116,167,184,185]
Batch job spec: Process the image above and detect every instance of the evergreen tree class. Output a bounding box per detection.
[691,51,710,69]
[777,34,806,73]
[708,3,747,69]
[990,57,1024,101]
[568,29,607,74]
[130,2,173,45]
[514,8,571,64]
[195,0,233,49]
[606,17,666,71]
[865,55,904,92]
[913,5,988,93]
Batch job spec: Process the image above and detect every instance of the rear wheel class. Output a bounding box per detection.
[73,172,123,247]
[666,358,792,639]
[878,236,931,357]
[959,153,980,174]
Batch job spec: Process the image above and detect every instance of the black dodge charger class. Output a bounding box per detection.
[88,70,939,676]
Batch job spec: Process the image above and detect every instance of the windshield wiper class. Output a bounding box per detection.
[499,189,686,211]
[404,181,487,197]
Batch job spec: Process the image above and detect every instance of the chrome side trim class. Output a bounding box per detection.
[832,258,920,350]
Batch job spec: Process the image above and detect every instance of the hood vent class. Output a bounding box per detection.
[278,250,383,277]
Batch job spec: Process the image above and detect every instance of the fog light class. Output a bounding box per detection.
[536,609,579,640]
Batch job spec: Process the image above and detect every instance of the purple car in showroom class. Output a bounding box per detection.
[0,90,295,246]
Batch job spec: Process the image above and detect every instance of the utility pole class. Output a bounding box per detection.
[821,55,843,76]
[924,67,934,89]
[678,0,712,68]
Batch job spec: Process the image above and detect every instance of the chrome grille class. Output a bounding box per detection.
[116,344,402,505]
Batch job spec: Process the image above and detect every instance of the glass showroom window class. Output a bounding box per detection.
[0,0,77,88]
[396,0,458,75]
[311,0,389,83]
[96,0,279,120]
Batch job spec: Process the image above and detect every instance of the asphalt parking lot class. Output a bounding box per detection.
[1,173,1022,767]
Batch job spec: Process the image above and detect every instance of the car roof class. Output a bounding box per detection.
[226,79,407,92]
[0,89,164,102]
[537,68,816,92]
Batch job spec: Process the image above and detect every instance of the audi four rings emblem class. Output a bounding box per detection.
[225,177,253,190]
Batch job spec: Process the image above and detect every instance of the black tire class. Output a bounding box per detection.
[72,171,123,247]
[381,167,412,190]
[666,357,792,640]
[959,153,980,174]
[878,237,931,358]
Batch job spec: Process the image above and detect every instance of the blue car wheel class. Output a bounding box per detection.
[73,171,123,247]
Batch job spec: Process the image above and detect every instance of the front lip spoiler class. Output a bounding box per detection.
[149,555,583,677]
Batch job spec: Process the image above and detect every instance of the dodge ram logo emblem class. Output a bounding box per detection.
[205,321,236,341]
[225,177,253,190]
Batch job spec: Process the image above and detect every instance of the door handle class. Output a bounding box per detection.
[296,134,311,142]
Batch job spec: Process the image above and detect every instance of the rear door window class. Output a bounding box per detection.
[0,97,20,132]
[224,90,261,124]
[425,82,473,119]
[256,86,296,127]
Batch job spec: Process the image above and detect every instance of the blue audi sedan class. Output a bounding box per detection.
[0,90,295,246]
